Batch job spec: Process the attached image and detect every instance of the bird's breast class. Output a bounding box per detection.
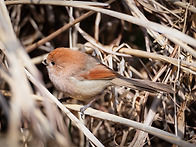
[49,73,111,101]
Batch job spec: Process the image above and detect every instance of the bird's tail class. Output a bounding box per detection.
[111,77,174,93]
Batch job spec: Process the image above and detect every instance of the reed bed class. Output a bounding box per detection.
[0,0,196,146]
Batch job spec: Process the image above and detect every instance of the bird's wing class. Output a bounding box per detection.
[79,64,117,80]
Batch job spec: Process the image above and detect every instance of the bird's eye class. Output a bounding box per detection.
[42,59,47,65]
[51,61,55,65]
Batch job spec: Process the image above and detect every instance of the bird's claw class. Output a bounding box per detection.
[80,106,87,119]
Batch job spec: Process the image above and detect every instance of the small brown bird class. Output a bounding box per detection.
[43,47,173,112]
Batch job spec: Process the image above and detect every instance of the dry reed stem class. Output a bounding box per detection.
[5,0,196,48]
[65,104,194,147]
[1,0,196,146]
[25,69,104,147]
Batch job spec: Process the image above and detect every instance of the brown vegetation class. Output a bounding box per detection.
[0,0,196,146]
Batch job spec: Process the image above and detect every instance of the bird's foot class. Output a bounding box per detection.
[80,105,89,119]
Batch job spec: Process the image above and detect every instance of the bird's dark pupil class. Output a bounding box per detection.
[44,59,47,64]
[51,61,55,65]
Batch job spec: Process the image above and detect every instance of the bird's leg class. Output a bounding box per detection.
[80,95,100,118]
[80,90,110,118]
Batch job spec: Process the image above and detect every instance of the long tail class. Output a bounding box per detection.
[111,77,174,93]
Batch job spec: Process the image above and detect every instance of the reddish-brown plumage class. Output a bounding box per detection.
[79,64,117,80]
[44,47,173,101]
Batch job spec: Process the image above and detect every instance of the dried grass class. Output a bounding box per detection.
[0,0,196,146]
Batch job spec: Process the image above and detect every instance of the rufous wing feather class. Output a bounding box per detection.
[80,64,117,80]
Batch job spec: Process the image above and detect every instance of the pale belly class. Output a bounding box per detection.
[50,75,111,101]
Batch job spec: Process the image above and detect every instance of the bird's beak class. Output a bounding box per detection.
[42,59,48,66]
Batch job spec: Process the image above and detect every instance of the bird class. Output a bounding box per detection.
[43,47,173,113]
